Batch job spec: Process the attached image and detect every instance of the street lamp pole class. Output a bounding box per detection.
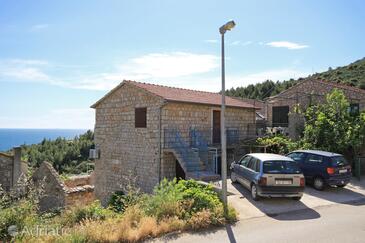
[219,20,235,215]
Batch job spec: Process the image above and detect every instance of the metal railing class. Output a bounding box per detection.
[164,128,200,169]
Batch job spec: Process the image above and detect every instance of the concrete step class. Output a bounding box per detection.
[186,171,221,182]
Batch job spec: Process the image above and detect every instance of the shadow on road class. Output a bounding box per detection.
[231,182,321,221]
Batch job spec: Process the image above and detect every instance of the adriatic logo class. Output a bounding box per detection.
[8,225,18,237]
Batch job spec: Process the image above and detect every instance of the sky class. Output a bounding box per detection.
[0,0,364,129]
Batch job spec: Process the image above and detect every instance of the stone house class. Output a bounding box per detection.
[265,79,365,139]
[91,80,258,204]
[32,161,95,211]
[0,147,28,192]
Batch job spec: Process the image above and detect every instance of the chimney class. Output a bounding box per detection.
[12,147,22,187]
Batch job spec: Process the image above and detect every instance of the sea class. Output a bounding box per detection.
[0,128,88,152]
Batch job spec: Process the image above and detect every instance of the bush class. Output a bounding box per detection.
[59,201,115,227]
[143,179,184,220]
[257,135,299,154]
[108,190,141,213]
[0,200,39,240]
[17,179,238,242]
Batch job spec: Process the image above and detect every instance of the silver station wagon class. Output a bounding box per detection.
[230,153,305,200]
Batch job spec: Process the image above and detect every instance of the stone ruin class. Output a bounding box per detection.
[32,161,95,212]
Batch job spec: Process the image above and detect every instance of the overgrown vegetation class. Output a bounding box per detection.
[301,89,365,159]
[19,130,94,175]
[226,57,365,100]
[257,135,300,154]
[1,179,237,242]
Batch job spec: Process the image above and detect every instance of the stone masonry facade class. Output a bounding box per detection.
[92,82,256,205]
[93,83,164,205]
[161,102,256,180]
[266,79,365,139]
[0,148,27,192]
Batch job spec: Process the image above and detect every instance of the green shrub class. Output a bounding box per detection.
[143,179,183,220]
[257,135,299,154]
[142,179,227,224]
[59,201,115,227]
[177,180,222,214]
[0,200,39,240]
[108,190,141,213]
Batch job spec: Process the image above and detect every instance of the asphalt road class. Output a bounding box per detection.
[154,200,365,243]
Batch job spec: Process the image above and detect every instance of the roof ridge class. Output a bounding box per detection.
[316,79,365,93]
[125,80,221,95]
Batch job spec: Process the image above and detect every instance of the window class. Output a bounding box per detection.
[254,159,261,172]
[349,103,360,115]
[306,154,323,163]
[331,156,349,167]
[287,152,305,162]
[272,106,289,127]
[135,107,147,128]
[238,155,251,167]
[247,158,256,171]
[263,161,301,174]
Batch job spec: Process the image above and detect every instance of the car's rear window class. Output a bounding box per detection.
[331,156,349,167]
[263,160,302,174]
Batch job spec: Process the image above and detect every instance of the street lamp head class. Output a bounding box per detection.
[219,20,236,34]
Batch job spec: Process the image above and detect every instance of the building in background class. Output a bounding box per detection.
[265,79,365,139]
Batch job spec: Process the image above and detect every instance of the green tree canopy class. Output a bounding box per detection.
[302,89,365,156]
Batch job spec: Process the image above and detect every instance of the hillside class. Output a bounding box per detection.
[226,57,365,100]
[19,130,94,175]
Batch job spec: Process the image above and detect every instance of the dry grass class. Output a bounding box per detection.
[29,206,186,243]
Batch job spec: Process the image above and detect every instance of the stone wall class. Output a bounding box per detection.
[266,79,365,135]
[93,82,164,205]
[160,102,256,179]
[0,148,28,192]
[0,153,13,191]
[161,152,176,180]
[64,173,94,188]
[162,102,256,143]
[32,162,95,211]
[32,162,66,211]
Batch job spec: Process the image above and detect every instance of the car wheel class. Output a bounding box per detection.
[231,172,237,183]
[313,177,325,191]
[251,184,259,201]
[292,196,302,201]
[337,184,347,188]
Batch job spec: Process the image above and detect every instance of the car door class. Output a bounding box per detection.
[287,152,307,171]
[243,157,259,186]
[304,153,325,180]
[236,155,252,188]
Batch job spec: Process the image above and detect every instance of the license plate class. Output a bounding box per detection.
[339,169,347,173]
[275,180,292,185]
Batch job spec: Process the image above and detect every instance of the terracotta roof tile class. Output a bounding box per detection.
[127,80,257,109]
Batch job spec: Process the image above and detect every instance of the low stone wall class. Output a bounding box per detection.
[33,162,95,211]
[64,173,95,188]
[64,185,95,206]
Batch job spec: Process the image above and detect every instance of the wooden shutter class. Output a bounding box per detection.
[272,106,289,127]
[135,107,147,128]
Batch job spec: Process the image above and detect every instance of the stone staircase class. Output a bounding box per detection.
[166,128,220,181]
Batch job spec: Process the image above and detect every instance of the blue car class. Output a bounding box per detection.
[287,150,352,190]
